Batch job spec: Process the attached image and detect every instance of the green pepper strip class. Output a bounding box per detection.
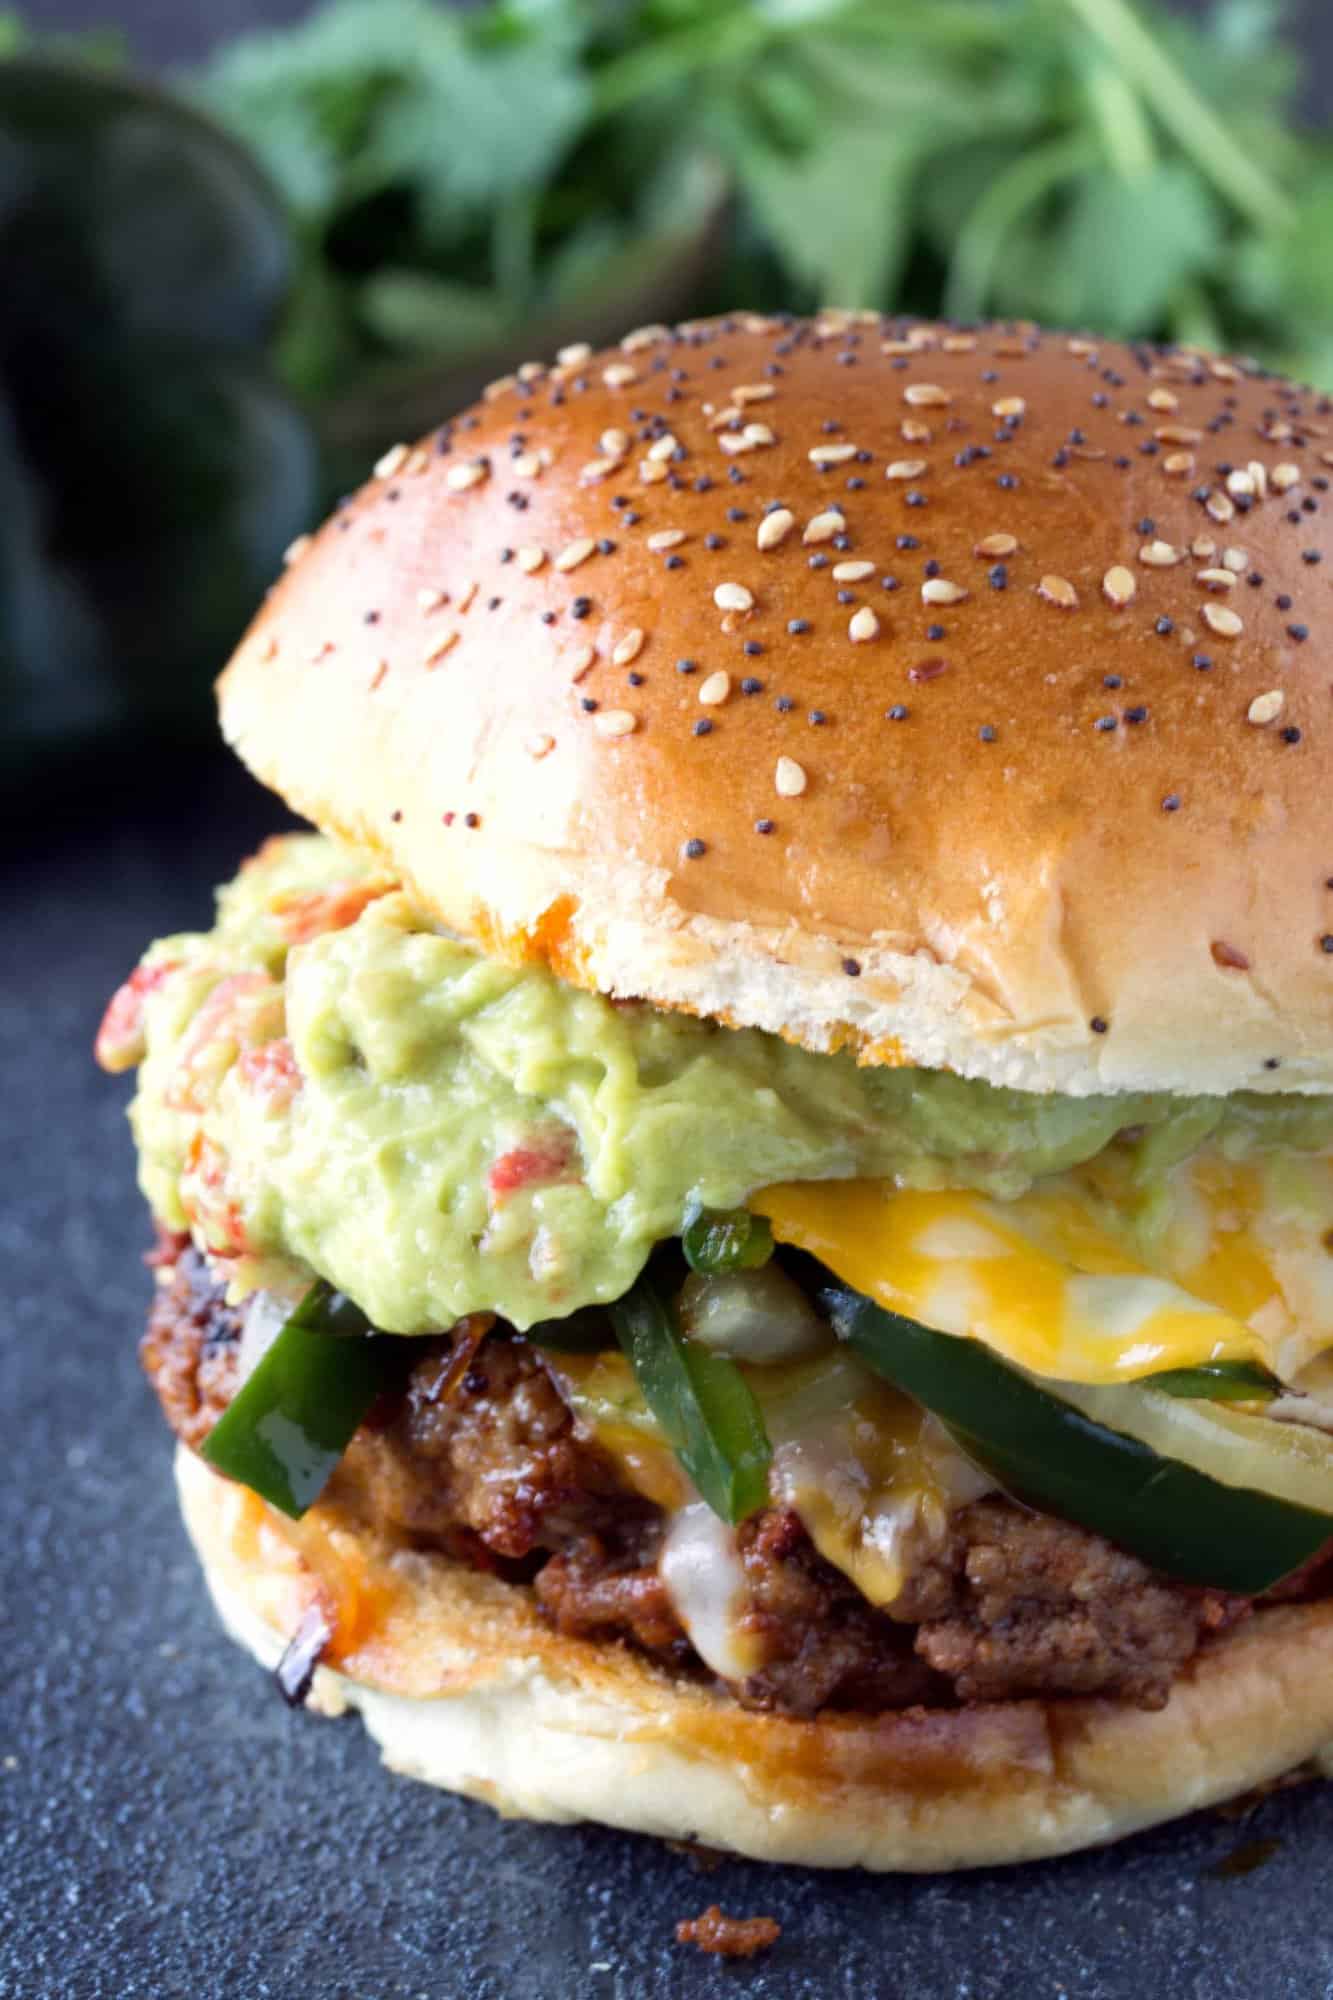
[681,1204,774,1276]
[824,1286,1331,1595]
[524,1306,615,1353]
[201,1281,402,1518]
[611,1268,772,1524]
[1145,1360,1280,1402]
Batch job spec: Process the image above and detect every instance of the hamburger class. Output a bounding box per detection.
[97,312,1333,1871]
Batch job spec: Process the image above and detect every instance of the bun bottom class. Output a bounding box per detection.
[177,1446,1333,1871]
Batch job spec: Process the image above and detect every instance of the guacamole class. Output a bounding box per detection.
[106,835,1333,1333]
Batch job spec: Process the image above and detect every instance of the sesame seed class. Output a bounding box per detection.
[921,578,967,605]
[556,342,591,369]
[1247,690,1284,725]
[445,460,487,492]
[1205,491,1236,524]
[593,709,636,739]
[849,607,880,643]
[1038,574,1078,609]
[555,538,596,572]
[516,546,546,574]
[1202,603,1244,637]
[1197,568,1236,591]
[1102,565,1136,607]
[803,509,844,545]
[992,396,1026,419]
[756,509,795,552]
[282,533,311,567]
[568,644,596,682]
[698,670,731,706]
[612,629,645,667]
[1271,463,1301,492]
[602,363,637,389]
[808,442,858,466]
[1138,540,1181,567]
[714,582,754,612]
[647,433,680,463]
[832,560,876,582]
[647,529,686,552]
[733,382,775,405]
[1146,387,1178,412]
[374,442,410,480]
[775,755,808,797]
[1162,451,1196,476]
[973,533,1018,559]
[886,459,928,480]
[904,383,951,407]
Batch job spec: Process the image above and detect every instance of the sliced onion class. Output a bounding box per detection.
[678,1265,829,1364]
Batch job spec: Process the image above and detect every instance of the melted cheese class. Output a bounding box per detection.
[659,1503,763,1681]
[764,1352,990,1606]
[755,1141,1333,1386]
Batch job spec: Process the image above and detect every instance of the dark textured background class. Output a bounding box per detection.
[8,3,1333,1995]
[7,761,1333,2000]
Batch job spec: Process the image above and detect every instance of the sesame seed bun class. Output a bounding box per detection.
[177,1446,1333,1869]
[218,314,1333,1095]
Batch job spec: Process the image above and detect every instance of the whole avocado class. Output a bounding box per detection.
[0,57,316,790]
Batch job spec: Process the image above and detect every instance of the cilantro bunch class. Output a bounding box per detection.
[80,0,1333,394]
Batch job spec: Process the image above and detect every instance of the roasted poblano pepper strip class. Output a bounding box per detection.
[524,1306,615,1352]
[611,1268,772,1523]
[201,1281,402,1517]
[1145,1360,1280,1402]
[681,1204,774,1276]
[824,1286,1333,1595]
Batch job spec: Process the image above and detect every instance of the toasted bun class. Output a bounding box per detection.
[218,313,1333,1097]
[177,1446,1333,1870]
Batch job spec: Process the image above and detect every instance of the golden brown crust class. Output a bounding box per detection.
[219,312,1333,1096]
[178,1447,1333,1871]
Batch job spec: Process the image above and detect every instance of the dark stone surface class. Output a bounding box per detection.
[5,754,1333,1998]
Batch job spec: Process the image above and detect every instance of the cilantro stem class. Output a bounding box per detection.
[1082,57,1156,182]
[1062,0,1292,233]
[945,132,1095,322]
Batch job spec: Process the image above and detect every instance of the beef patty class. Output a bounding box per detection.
[145,1245,1274,1718]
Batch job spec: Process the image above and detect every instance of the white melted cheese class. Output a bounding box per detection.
[659,1502,762,1682]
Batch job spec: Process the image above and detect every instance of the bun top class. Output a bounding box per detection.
[218,312,1333,1097]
